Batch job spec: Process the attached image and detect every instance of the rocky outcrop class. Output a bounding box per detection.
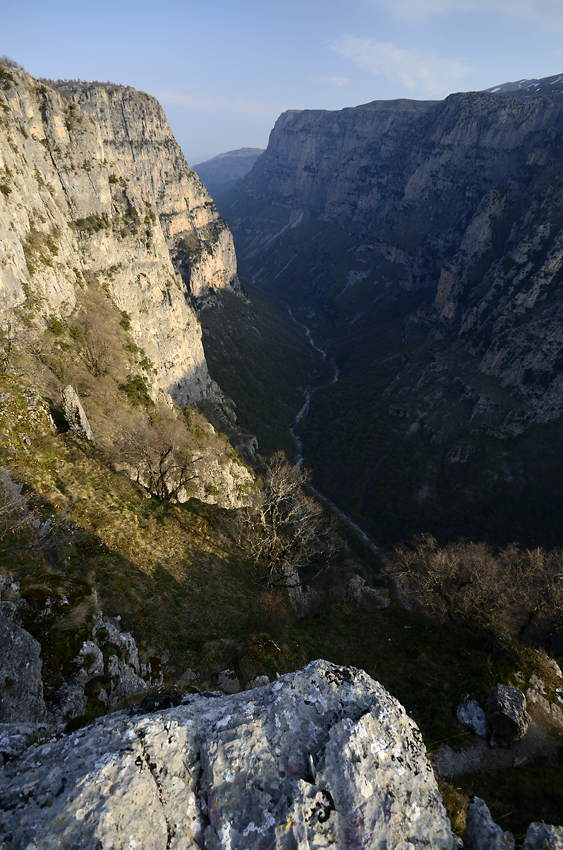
[0,660,455,849]
[463,798,563,850]
[0,612,45,724]
[0,576,155,736]
[0,64,237,406]
[61,384,96,443]
[486,684,530,747]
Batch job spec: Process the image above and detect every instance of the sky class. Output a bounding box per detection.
[4,0,563,165]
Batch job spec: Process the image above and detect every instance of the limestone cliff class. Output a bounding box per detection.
[52,81,238,300]
[218,85,563,543]
[0,65,236,406]
[0,660,456,849]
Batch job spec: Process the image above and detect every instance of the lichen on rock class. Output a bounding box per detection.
[0,660,455,849]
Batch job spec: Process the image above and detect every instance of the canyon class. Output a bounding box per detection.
[2,60,563,843]
[218,80,563,547]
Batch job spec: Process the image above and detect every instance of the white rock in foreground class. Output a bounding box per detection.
[0,660,454,849]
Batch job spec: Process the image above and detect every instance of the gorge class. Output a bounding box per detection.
[2,60,563,843]
[217,78,563,548]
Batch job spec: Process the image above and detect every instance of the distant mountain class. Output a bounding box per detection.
[193,148,264,198]
[485,72,563,97]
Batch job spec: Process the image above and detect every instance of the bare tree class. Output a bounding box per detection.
[237,451,333,587]
[116,406,202,501]
[391,534,563,645]
[82,328,110,377]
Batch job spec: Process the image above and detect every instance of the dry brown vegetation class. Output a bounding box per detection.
[235,451,335,587]
[391,533,563,646]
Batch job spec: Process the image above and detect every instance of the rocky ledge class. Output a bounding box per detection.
[1,660,562,849]
[0,660,454,849]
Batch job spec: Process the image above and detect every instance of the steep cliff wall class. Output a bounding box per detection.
[226,92,563,305]
[0,66,236,406]
[220,87,563,544]
[52,81,238,299]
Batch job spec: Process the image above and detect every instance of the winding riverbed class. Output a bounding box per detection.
[287,307,384,558]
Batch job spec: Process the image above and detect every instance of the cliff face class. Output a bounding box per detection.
[0,66,236,406]
[53,82,238,299]
[219,87,563,544]
[227,92,563,317]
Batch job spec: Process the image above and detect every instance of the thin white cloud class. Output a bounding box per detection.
[331,36,470,96]
[313,75,351,88]
[154,90,289,119]
[370,0,563,31]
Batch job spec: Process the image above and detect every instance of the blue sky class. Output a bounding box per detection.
[4,0,563,164]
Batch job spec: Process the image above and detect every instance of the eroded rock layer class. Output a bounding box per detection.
[0,66,236,405]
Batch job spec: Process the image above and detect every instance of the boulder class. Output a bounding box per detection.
[0,611,46,723]
[462,796,514,849]
[457,696,489,738]
[217,668,241,694]
[61,384,96,443]
[0,659,455,849]
[526,688,563,732]
[523,823,563,849]
[486,684,530,746]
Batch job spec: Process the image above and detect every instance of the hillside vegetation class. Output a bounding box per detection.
[2,62,563,838]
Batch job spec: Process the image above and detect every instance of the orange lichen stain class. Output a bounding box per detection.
[53,115,67,143]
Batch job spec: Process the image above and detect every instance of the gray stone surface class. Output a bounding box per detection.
[0,660,455,849]
[457,696,489,738]
[523,823,563,849]
[463,797,514,850]
[486,684,530,746]
[62,384,96,443]
[0,612,46,723]
[217,668,241,694]
[526,688,563,732]
[0,723,52,763]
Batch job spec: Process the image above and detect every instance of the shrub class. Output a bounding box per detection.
[120,375,153,408]
[390,534,563,645]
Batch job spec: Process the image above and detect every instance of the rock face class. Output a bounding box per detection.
[0,65,237,406]
[220,85,563,544]
[54,81,238,300]
[0,577,155,735]
[225,89,563,427]
[0,660,455,849]
[61,384,96,442]
[0,612,45,723]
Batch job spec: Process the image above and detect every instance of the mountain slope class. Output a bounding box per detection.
[193,147,264,198]
[220,87,563,546]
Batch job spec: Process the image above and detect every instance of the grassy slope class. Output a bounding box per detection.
[2,283,562,835]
